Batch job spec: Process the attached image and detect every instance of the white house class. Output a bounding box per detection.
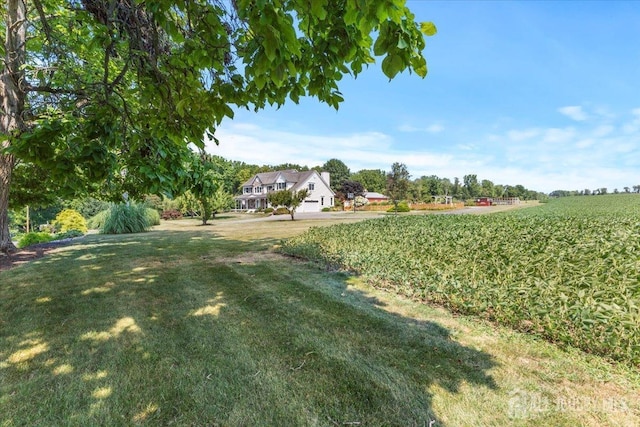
[234,169,335,213]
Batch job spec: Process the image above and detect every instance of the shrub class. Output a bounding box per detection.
[87,210,109,230]
[321,207,331,212]
[161,209,183,220]
[387,202,410,213]
[55,230,85,240]
[263,207,274,214]
[273,207,290,215]
[54,209,88,233]
[145,208,161,226]
[18,232,53,248]
[101,203,152,234]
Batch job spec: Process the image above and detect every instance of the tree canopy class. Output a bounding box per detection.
[267,188,309,220]
[321,158,351,193]
[386,162,410,209]
[0,0,435,252]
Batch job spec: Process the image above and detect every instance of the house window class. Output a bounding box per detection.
[244,187,251,194]
[254,186,263,193]
[277,182,286,190]
[267,185,274,192]
[308,182,315,191]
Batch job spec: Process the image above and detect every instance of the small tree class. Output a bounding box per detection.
[386,163,411,212]
[210,187,235,219]
[267,189,309,220]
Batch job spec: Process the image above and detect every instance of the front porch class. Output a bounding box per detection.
[235,195,268,211]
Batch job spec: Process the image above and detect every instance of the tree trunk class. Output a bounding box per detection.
[1,0,27,253]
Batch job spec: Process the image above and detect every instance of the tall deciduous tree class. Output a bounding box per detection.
[321,159,351,193]
[0,0,435,253]
[350,169,387,193]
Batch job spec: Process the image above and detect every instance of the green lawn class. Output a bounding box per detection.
[1,213,639,426]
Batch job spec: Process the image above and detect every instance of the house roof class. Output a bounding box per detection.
[240,169,299,187]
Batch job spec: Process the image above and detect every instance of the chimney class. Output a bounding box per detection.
[321,171,330,188]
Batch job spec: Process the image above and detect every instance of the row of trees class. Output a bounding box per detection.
[550,186,640,197]
[305,159,545,204]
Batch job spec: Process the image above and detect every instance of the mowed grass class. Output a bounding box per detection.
[1,212,639,426]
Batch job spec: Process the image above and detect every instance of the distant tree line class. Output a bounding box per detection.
[549,186,640,197]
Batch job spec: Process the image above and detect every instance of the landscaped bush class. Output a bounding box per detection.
[264,207,274,214]
[17,232,53,248]
[87,210,109,230]
[54,209,88,233]
[273,207,290,215]
[387,202,410,213]
[146,208,161,226]
[321,207,331,212]
[161,209,183,220]
[101,203,153,234]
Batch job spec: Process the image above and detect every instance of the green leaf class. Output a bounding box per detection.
[420,22,437,36]
[381,54,403,79]
[412,56,427,78]
[311,0,328,21]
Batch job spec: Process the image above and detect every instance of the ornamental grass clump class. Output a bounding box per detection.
[100,203,153,234]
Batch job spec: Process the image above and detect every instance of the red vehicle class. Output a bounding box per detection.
[476,197,492,206]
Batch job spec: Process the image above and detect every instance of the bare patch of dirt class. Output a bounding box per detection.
[0,240,76,272]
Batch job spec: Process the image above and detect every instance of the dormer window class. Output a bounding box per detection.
[254,186,263,193]
[244,187,252,194]
[308,182,315,191]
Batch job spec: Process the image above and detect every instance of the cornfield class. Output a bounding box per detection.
[281,195,640,366]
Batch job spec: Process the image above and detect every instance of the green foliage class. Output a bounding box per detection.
[17,232,53,248]
[281,195,640,366]
[267,189,310,220]
[2,0,435,251]
[322,159,351,192]
[386,201,409,212]
[68,197,110,219]
[54,209,88,234]
[87,210,109,230]
[350,169,387,193]
[146,208,161,226]
[101,203,153,234]
[264,207,274,214]
[386,162,410,209]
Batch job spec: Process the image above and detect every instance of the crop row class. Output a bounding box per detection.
[280,196,640,366]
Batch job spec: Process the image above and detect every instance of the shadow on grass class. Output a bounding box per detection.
[0,230,498,426]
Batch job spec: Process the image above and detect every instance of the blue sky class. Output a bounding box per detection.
[209,1,640,193]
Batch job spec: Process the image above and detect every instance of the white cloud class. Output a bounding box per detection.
[507,129,540,142]
[558,105,588,121]
[211,104,640,194]
[398,123,444,133]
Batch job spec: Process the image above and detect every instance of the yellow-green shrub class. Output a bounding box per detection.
[54,209,88,234]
